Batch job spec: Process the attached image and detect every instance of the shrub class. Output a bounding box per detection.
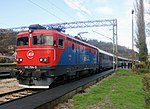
[135,62,146,69]
[143,73,150,108]
[145,91,150,109]
[137,68,150,74]
[147,62,150,69]
[135,62,150,74]
[143,74,150,90]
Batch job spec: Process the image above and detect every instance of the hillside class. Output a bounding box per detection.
[0,29,17,55]
[88,39,139,59]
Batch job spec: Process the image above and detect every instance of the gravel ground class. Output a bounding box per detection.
[54,99,74,109]
[0,78,22,94]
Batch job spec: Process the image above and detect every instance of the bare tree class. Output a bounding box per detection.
[135,0,148,62]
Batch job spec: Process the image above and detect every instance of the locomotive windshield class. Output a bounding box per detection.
[17,36,29,46]
[32,35,53,46]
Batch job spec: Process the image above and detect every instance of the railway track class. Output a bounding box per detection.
[0,88,44,105]
[0,63,16,78]
[0,69,114,109]
[0,70,11,78]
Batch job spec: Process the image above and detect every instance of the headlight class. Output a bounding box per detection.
[39,58,43,62]
[39,57,49,63]
[43,58,47,62]
[19,58,23,62]
[16,58,23,63]
[16,58,19,62]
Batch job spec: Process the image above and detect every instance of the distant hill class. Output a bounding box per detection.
[0,29,17,55]
[88,39,139,59]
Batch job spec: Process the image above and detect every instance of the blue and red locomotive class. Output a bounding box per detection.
[15,24,134,88]
[16,25,99,88]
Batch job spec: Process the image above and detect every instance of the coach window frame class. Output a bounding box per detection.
[58,38,64,48]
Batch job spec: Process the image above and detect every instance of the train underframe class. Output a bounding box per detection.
[15,64,99,88]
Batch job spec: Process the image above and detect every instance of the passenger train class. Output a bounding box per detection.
[15,24,133,88]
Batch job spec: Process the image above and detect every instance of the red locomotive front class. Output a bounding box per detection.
[17,30,56,66]
[16,28,61,88]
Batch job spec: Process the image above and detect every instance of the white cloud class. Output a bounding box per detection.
[64,0,80,10]
[80,6,91,15]
[145,0,150,22]
[118,31,132,48]
[76,12,84,19]
[125,0,133,7]
[91,0,110,4]
[95,6,113,15]
[64,0,91,15]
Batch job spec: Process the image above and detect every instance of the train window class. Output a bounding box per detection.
[17,36,29,46]
[72,44,75,50]
[58,38,64,48]
[32,36,53,46]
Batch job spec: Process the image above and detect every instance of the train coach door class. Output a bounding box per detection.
[74,41,78,65]
[67,38,76,65]
[76,42,79,65]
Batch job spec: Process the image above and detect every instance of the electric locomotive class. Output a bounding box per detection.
[16,24,99,88]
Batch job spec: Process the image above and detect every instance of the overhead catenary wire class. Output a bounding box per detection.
[69,0,98,20]
[46,0,77,21]
[92,30,113,42]
[28,0,64,21]
[72,2,95,20]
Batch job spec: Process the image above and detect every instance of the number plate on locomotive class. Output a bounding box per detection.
[24,66,37,69]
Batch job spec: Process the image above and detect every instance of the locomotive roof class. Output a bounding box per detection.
[17,29,58,35]
[66,34,99,50]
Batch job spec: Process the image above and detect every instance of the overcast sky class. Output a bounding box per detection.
[0,0,149,52]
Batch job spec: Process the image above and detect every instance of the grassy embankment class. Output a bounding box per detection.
[73,70,145,109]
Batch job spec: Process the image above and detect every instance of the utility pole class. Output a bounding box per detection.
[132,9,134,70]
[113,20,118,70]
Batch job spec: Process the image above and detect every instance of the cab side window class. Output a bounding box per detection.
[58,38,64,48]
